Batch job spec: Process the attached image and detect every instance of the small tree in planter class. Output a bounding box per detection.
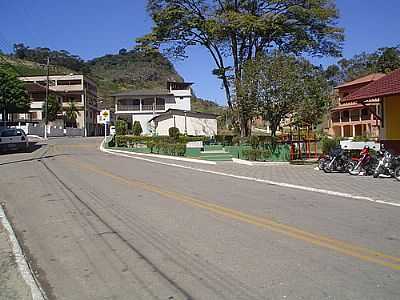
[133,121,143,136]
[169,127,180,140]
[115,120,128,135]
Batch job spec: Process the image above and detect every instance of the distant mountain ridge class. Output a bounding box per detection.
[1,44,223,114]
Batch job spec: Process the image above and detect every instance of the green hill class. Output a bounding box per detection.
[1,45,224,114]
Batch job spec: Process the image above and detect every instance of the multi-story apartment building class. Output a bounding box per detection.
[18,74,100,136]
[113,82,193,135]
[328,73,385,139]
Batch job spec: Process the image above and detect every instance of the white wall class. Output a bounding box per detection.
[132,113,160,135]
[155,114,217,136]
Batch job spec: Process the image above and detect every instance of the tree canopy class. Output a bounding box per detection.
[139,0,344,110]
[325,46,400,85]
[13,43,88,73]
[240,52,330,137]
[43,95,61,123]
[0,68,30,120]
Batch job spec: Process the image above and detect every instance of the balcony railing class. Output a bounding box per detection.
[141,104,154,111]
[118,105,140,111]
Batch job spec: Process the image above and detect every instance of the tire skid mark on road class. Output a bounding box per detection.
[79,186,265,300]
[48,146,267,299]
[39,155,194,300]
[63,155,400,272]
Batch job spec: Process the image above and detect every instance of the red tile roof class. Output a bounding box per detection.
[335,73,385,89]
[343,69,400,102]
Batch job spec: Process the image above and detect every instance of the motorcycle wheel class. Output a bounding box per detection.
[346,161,356,173]
[323,165,332,173]
[394,166,400,182]
[349,165,360,176]
[373,172,379,178]
[318,159,325,170]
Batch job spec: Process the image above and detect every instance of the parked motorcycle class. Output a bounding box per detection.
[323,146,355,173]
[349,146,377,176]
[373,149,400,180]
[318,154,330,170]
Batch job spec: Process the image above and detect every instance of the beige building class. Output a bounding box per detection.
[18,74,100,136]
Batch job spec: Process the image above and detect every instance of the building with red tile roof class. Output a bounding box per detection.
[341,69,400,153]
[328,74,384,139]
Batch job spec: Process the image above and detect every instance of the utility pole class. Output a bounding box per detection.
[84,86,87,137]
[44,57,50,139]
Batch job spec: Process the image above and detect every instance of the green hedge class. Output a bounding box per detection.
[241,148,271,161]
[114,135,206,148]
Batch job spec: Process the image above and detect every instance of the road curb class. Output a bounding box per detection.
[99,139,400,208]
[232,158,290,166]
[102,142,217,165]
[0,204,46,300]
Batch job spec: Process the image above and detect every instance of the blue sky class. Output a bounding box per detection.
[0,0,399,105]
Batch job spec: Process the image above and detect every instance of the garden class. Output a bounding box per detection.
[106,120,291,162]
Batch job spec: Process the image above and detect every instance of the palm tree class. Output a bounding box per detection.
[64,102,79,128]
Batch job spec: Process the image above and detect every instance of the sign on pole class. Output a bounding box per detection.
[98,110,111,138]
[100,110,110,124]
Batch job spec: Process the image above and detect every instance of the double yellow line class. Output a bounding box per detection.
[64,156,400,271]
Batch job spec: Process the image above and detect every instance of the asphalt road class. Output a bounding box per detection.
[0,137,399,300]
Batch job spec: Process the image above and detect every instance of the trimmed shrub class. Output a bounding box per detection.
[232,136,241,146]
[242,148,271,161]
[320,136,340,154]
[353,135,370,142]
[132,121,143,136]
[169,127,180,139]
[146,140,156,153]
[249,135,260,149]
[115,120,128,136]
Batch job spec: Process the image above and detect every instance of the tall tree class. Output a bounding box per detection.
[248,52,304,137]
[0,68,30,123]
[294,63,331,127]
[329,45,400,83]
[139,0,343,135]
[65,102,79,127]
[241,52,330,137]
[42,94,61,123]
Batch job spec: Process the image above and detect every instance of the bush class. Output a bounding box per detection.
[320,136,339,154]
[249,135,260,149]
[353,135,370,142]
[115,120,128,136]
[242,148,271,161]
[232,136,241,146]
[146,140,156,153]
[169,127,180,139]
[132,121,143,136]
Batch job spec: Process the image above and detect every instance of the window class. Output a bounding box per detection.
[118,99,140,111]
[57,79,82,86]
[331,111,340,123]
[142,98,154,111]
[341,111,349,122]
[155,97,165,111]
[350,109,360,121]
[361,108,370,121]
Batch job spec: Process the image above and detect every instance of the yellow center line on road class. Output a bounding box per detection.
[62,155,400,271]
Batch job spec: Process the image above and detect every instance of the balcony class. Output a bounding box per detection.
[118,104,140,111]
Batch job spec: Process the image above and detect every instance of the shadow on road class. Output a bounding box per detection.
[0,154,69,166]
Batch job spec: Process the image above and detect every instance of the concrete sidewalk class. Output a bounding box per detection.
[0,220,32,300]
[104,147,400,206]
